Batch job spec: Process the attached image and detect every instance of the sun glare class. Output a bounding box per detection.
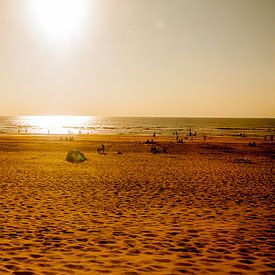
[22,115,90,134]
[29,0,87,42]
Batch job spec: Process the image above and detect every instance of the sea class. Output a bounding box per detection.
[0,116,274,137]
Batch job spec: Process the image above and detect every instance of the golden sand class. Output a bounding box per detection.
[0,135,274,274]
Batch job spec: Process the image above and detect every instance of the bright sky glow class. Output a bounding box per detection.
[29,0,87,42]
[0,0,274,117]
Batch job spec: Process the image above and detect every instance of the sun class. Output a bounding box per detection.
[29,0,87,42]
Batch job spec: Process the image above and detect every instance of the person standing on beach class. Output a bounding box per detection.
[203,135,206,142]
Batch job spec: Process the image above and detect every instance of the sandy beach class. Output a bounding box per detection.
[0,135,274,275]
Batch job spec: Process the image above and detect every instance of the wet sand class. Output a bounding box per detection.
[0,135,274,274]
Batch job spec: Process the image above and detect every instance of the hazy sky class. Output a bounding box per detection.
[0,0,274,117]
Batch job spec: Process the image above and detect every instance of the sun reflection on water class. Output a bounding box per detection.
[21,115,92,134]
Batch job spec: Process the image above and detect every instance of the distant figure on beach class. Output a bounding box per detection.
[145,139,156,144]
[97,144,105,154]
[203,135,206,142]
[151,145,158,154]
[248,141,257,147]
[153,132,156,137]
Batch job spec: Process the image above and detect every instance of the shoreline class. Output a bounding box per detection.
[0,132,271,141]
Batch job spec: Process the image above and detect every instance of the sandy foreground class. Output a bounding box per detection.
[0,135,274,275]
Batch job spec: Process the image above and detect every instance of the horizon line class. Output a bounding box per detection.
[1,114,275,119]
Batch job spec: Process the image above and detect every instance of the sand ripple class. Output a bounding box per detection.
[0,136,274,274]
